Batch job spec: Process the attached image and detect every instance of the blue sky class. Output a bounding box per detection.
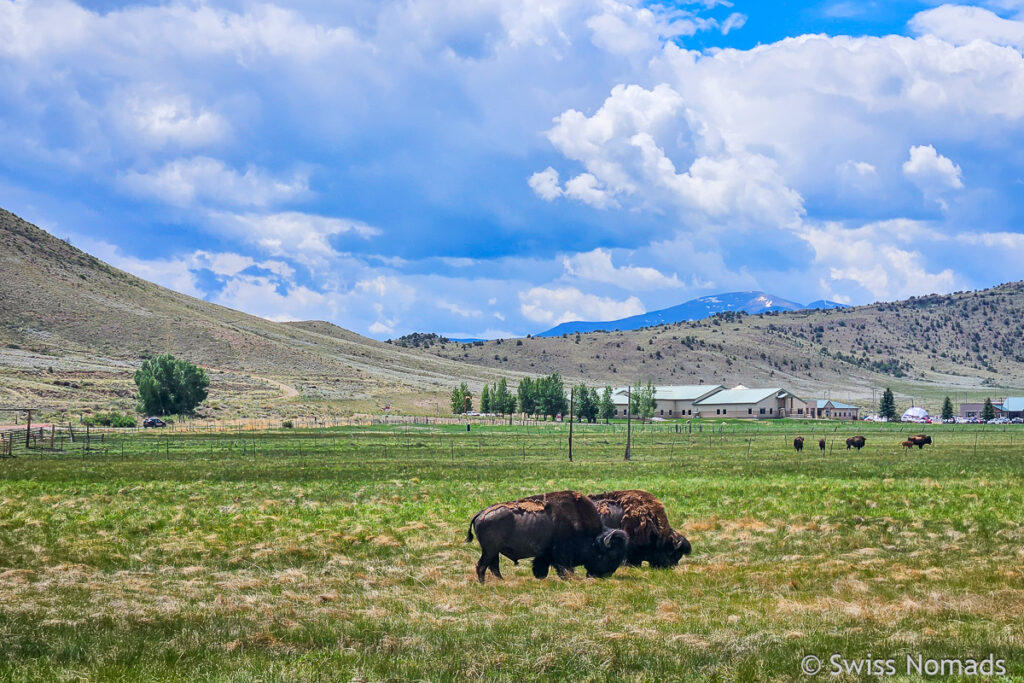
[3,0,1024,339]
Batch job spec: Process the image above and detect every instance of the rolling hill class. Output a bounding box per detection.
[0,209,517,418]
[424,283,1024,411]
[536,291,848,336]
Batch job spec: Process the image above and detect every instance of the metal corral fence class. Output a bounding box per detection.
[2,417,1023,463]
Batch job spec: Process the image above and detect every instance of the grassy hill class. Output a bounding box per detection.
[421,283,1024,412]
[0,209,516,419]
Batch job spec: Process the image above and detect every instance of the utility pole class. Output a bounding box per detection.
[568,386,574,462]
[625,385,632,461]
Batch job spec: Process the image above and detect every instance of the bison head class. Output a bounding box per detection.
[584,528,628,578]
[648,531,692,568]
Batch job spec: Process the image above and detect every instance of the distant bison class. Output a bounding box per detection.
[908,434,932,449]
[818,438,826,453]
[846,435,866,450]
[466,490,628,583]
[901,440,914,450]
[590,490,691,568]
[793,436,804,453]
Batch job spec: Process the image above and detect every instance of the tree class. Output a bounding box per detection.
[572,383,598,423]
[517,377,536,417]
[536,373,567,419]
[492,378,515,415]
[941,396,954,421]
[878,387,897,421]
[480,384,491,413]
[599,386,615,423]
[630,380,657,422]
[982,397,996,421]
[451,382,473,414]
[134,354,209,416]
[588,387,600,423]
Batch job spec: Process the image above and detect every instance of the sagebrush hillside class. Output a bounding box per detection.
[0,209,516,417]
[421,283,1024,410]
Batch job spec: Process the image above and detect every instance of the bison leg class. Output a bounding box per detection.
[532,555,551,579]
[488,556,503,580]
[476,551,496,584]
[554,565,575,580]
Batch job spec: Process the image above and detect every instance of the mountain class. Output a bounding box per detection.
[538,291,817,337]
[426,282,1024,408]
[805,300,851,310]
[0,209,514,417]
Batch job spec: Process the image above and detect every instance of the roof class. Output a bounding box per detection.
[613,384,723,402]
[816,399,859,410]
[694,387,785,406]
[1001,397,1024,412]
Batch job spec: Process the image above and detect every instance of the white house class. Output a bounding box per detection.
[692,385,809,419]
[612,384,724,418]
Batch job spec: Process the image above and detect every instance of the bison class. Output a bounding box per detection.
[908,434,932,449]
[793,436,804,453]
[818,438,826,453]
[589,490,691,568]
[846,435,866,450]
[466,490,628,583]
[901,440,914,450]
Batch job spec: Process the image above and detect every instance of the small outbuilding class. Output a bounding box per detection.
[813,399,860,420]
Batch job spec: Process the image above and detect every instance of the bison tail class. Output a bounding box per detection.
[465,526,474,543]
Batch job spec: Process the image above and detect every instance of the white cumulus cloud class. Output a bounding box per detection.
[518,285,644,324]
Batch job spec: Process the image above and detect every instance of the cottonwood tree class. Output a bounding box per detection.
[630,380,657,422]
[599,386,615,423]
[135,354,209,416]
[451,382,473,414]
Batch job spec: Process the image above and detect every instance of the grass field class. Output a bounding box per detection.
[2,421,1024,681]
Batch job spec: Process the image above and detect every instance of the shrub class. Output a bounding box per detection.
[282,420,294,429]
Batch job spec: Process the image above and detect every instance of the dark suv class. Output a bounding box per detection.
[142,417,166,428]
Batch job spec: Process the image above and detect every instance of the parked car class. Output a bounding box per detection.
[1013,418,1024,424]
[143,417,166,428]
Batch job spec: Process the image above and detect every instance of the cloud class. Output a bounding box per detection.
[562,247,682,289]
[518,285,644,324]
[801,220,960,300]
[528,167,563,200]
[909,4,1024,50]
[209,211,380,262]
[437,300,482,317]
[902,144,964,192]
[116,92,229,148]
[119,157,308,207]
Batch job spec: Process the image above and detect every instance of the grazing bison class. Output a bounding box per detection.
[466,490,628,583]
[818,438,826,453]
[901,440,914,450]
[589,490,691,568]
[908,434,932,449]
[793,436,804,453]
[846,435,866,450]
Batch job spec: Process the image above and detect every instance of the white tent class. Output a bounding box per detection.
[901,406,929,422]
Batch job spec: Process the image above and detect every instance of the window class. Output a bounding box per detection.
[668,409,673,415]
[798,408,803,414]
[748,408,752,415]
[760,408,766,415]
[660,409,664,415]
[769,408,773,414]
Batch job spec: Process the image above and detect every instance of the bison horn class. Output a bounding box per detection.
[602,531,614,548]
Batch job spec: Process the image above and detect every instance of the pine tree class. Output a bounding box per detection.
[982,397,996,421]
[878,387,897,421]
[480,384,490,413]
[941,396,954,421]
[599,386,615,423]
[492,378,513,414]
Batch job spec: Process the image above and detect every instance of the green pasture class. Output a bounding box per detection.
[1,422,1023,681]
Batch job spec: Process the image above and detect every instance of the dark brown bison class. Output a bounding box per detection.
[908,434,932,449]
[846,435,866,450]
[589,490,691,568]
[901,440,914,450]
[818,438,826,453]
[466,490,628,583]
[793,436,804,452]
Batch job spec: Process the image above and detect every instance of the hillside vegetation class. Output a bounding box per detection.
[0,209,515,418]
